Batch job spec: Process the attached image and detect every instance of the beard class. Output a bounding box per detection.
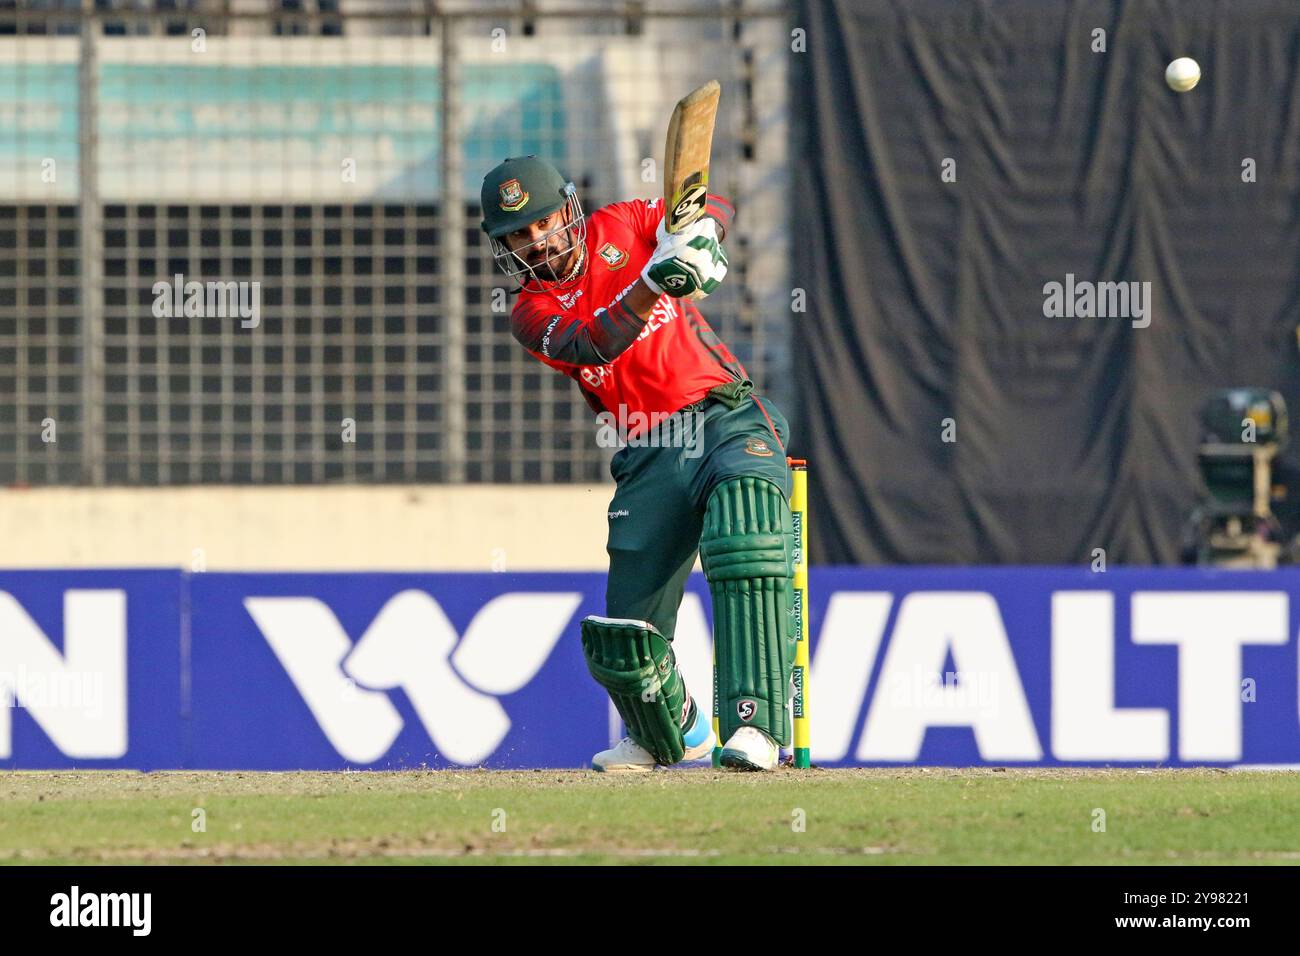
[526,243,581,285]
[530,251,564,282]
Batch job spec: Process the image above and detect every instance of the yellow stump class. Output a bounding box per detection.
[789,459,811,768]
[711,642,721,767]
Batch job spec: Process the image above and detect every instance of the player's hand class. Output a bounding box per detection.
[641,217,727,301]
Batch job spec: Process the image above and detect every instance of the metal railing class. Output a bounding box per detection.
[0,0,790,484]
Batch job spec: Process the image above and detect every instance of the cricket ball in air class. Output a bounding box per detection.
[1165,57,1201,92]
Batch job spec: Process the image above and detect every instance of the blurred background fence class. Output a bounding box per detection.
[0,0,791,486]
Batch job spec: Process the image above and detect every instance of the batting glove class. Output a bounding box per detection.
[641,217,728,301]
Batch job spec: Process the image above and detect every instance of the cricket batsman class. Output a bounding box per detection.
[480,155,797,772]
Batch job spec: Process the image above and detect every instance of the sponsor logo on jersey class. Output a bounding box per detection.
[580,364,614,390]
[540,315,562,357]
[597,242,628,269]
[498,178,529,212]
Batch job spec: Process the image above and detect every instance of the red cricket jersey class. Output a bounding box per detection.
[510,195,746,438]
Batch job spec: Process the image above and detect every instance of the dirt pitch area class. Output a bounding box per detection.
[1,767,1297,865]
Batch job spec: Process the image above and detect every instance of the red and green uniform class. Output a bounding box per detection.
[509,194,798,763]
[511,195,743,435]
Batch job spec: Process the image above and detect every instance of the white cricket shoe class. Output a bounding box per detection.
[591,723,716,773]
[591,736,657,772]
[719,726,780,771]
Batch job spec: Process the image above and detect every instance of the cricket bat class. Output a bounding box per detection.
[663,79,721,234]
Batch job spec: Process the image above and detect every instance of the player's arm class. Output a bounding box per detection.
[512,282,663,367]
[512,217,728,366]
[701,195,734,241]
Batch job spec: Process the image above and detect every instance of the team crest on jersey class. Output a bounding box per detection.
[744,438,774,457]
[498,178,529,212]
[597,242,628,269]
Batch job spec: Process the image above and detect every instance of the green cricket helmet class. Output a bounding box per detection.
[480,155,588,290]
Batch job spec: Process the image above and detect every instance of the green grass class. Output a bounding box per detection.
[1,768,1297,865]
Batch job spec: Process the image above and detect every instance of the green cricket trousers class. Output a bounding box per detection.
[603,380,792,640]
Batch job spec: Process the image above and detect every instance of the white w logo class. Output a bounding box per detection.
[245,590,581,765]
